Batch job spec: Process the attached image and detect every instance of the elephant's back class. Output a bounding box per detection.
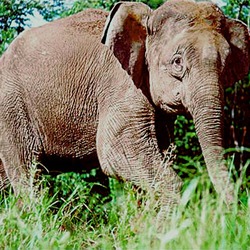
[54,8,108,38]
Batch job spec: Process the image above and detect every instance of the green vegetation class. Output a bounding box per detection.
[0,161,249,249]
[0,0,249,249]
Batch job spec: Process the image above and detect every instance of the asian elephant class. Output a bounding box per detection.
[0,8,181,213]
[101,0,249,204]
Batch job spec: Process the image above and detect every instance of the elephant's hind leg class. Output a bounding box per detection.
[0,159,9,190]
[0,136,30,197]
[0,122,42,198]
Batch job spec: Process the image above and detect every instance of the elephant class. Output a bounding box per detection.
[101,0,249,205]
[0,8,181,213]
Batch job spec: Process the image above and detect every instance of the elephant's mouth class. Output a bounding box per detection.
[159,101,185,114]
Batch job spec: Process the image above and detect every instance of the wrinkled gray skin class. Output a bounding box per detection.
[102,0,249,205]
[0,9,181,212]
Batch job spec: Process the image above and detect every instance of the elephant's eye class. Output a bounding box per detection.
[171,55,184,73]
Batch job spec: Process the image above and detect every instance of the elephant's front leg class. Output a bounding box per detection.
[96,102,182,216]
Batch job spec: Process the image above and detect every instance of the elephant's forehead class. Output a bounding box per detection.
[151,0,225,32]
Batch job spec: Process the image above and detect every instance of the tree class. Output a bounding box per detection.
[0,0,68,54]
[222,0,249,25]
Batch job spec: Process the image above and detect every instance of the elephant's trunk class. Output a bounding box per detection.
[189,79,234,205]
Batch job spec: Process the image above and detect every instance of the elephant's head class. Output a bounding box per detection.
[101,0,250,204]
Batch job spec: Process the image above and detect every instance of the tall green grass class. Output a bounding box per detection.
[0,160,249,249]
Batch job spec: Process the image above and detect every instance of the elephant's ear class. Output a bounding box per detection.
[101,2,151,88]
[224,19,250,86]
